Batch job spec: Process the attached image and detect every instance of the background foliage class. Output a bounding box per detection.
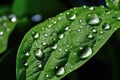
[0,0,120,80]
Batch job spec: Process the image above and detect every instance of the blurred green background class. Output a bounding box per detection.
[0,0,120,80]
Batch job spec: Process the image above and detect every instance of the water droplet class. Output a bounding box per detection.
[100,31,104,34]
[105,11,111,15]
[41,41,47,46]
[113,15,120,21]
[88,34,94,40]
[24,62,28,68]
[89,7,94,10]
[25,52,30,57]
[53,21,57,24]
[83,5,87,8]
[51,44,57,50]
[56,67,65,76]
[90,28,97,33]
[79,20,82,23]
[8,14,17,22]
[44,33,48,37]
[66,11,76,20]
[77,29,81,32]
[86,13,101,26]
[79,46,92,59]
[58,17,61,20]
[0,31,4,36]
[32,32,39,39]
[38,63,43,69]
[59,34,64,39]
[34,49,44,60]
[102,23,111,30]
[31,14,42,22]
[65,27,69,31]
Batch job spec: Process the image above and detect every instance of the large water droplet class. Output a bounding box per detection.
[66,11,76,20]
[51,44,57,50]
[56,67,65,76]
[86,13,101,26]
[8,14,17,22]
[34,49,44,60]
[59,34,64,39]
[102,23,111,30]
[79,46,93,59]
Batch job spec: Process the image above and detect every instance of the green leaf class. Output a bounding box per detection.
[16,6,120,80]
[0,14,17,54]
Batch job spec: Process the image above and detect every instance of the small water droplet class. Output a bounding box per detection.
[83,5,87,8]
[51,44,57,50]
[56,67,65,76]
[41,41,47,46]
[79,20,82,23]
[48,24,52,28]
[65,27,69,31]
[88,34,94,40]
[44,33,48,37]
[89,7,94,10]
[59,34,64,39]
[25,52,30,57]
[105,11,111,15]
[34,49,44,60]
[77,29,81,32]
[53,21,57,24]
[24,62,28,68]
[32,32,39,39]
[31,14,42,22]
[38,63,43,69]
[8,14,17,22]
[79,46,92,59]
[66,11,76,20]
[58,17,61,20]
[86,13,101,26]
[100,31,104,34]
[102,23,111,30]
[90,28,97,33]
[0,31,4,36]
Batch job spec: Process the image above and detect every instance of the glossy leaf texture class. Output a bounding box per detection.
[16,6,120,80]
[0,14,17,54]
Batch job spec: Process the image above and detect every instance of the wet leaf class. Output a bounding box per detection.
[16,6,120,80]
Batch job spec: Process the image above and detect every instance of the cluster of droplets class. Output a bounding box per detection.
[0,14,17,37]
